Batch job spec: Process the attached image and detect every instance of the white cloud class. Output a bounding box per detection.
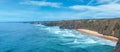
[69,5,97,10]
[96,0,120,4]
[70,3,120,11]
[69,3,120,18]
[18,0,120,20]
[97,0,113,4]
[99,4,120,11]
[20,1,62,8]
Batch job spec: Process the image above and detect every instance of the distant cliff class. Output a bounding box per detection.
[33,18,120,38]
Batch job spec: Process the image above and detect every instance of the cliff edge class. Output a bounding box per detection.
[37,18,120,38]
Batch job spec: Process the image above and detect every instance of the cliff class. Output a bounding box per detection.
[32,18,120,52]
[36,18,120,38]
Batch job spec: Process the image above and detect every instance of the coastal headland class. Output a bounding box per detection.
[32,18,120,41]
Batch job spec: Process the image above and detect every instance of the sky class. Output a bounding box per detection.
[0,0,120,22]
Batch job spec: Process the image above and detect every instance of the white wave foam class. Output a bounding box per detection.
[34,24,46,27]
[38,25,117,47]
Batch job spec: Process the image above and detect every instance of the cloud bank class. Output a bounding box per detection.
[1,0,120,21]
[20,0,120,19]
[20,1,62,8]
[69,2,120,18]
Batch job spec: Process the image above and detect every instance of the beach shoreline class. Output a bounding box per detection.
[76,29,118,42]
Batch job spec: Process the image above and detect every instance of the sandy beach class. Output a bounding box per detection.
[77,29,118,41]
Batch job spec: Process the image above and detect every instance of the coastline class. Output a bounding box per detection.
[76,29,118,42]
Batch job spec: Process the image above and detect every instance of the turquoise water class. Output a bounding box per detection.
[0,23,116,52]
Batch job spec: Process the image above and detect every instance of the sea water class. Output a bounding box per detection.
[0,23,117,52]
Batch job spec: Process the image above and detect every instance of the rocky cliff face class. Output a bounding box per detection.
[32,18,120,52]
[38,19,120,38]
[114,30,120,52]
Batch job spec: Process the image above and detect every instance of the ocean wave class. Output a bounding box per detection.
[36,24,117,47]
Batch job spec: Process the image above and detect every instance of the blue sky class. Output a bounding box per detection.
[0,0,120,21]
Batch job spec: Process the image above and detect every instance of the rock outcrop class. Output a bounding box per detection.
[114,30,120,52]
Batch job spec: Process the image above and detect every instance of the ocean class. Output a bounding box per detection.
[0,23,116,52]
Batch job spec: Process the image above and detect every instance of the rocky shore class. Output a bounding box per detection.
[34,18,120,38]
[32,18,120,52]
[32,19,120,52]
